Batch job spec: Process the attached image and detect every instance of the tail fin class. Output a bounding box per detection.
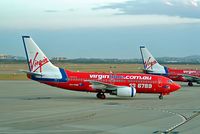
[140,46,168,75]
[22,36,67,81]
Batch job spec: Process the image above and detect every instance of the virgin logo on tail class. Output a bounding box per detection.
[29,52,49,72]
[144,57,157,69]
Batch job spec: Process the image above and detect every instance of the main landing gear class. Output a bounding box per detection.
[159,94,163,100]
[96,92,106,99]
[188,82,193,86]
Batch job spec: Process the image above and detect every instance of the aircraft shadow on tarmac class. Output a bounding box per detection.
[21,95,158,101]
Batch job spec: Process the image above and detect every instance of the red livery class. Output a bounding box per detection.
[140,46,200,86]
[21,36,180,99]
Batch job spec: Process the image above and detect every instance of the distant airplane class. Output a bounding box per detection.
[21,36,180,99]
[140,46,200,86]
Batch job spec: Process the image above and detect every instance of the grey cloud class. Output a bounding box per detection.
[93,0,200,18]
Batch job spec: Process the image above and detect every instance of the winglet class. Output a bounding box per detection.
[140,46,145,49]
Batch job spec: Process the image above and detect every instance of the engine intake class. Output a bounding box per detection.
[111,86,136,97]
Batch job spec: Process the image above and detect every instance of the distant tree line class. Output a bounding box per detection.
[1,58,200,64]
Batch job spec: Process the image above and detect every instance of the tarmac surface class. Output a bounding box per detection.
[0,80,200,134]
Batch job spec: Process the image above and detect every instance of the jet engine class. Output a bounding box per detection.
[111,86,136,97]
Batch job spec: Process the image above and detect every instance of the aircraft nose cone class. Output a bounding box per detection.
[174,83,181,91]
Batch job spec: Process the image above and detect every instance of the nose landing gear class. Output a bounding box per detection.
[159,94,163,100]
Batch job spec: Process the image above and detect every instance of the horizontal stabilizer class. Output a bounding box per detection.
[20,70,43,76]
[143,69,154,73]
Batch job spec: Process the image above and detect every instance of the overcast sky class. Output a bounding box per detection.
[0,0,200,59]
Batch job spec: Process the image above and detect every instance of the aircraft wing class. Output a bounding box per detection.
[86,80,118,91]
[20,70,43,76]
[182,74,200,82]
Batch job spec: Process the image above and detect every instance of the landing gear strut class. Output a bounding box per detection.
[96,92,106,99]
[159,94,163,100]
[188,82,193,86]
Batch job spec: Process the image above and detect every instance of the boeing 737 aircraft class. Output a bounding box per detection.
[21,36,180,99]
[140,46,200,86]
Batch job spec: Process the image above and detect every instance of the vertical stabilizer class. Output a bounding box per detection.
[140,46,168,75]
[22,36,64,80]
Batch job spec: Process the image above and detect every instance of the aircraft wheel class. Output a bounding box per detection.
[100,94,106,99]
[96,93,101,98]
[188,82,193,86]
[96,93,106,99]
[159,94,163,100]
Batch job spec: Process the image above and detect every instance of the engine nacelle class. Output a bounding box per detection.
[111,86,136,97]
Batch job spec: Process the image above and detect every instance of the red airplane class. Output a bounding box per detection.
[140,46,200,86]
[21,36,180,99]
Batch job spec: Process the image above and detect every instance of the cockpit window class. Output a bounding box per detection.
[168,80,173,83]
[163,85,170,89]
